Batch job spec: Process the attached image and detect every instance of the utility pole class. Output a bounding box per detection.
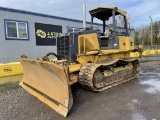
[149,16,153,49]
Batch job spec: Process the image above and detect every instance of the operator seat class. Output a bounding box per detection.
[100,27,113,38]
[104,27,110,38]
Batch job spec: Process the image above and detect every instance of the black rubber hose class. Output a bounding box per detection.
[42,52,60,61]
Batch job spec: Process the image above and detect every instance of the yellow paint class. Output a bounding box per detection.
[142,50,151,56]
[77,57,88,65]
[78,33,100,54]
[50,58,58,62]
[36,29,46,38]
[86,51,99,55]
[0,62,23,77]
[0,75,23,84]
[89,6,127,16]
[101,50,120,54]
[129,52,140,58]
[69,64,81,73]
[150,50,158,54]
[69,74,79,84]
[142,50,160,56]
[118,36,134,51]
[76,33,139,65]
[19,81,69,117]
[0,49,157,81]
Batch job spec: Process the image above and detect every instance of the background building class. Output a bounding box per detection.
[0,6,102,63]
[0,7,134,63]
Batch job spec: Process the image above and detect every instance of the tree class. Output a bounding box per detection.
[134,20,160,47]
[152,21,160,45]
[134,29,140,45]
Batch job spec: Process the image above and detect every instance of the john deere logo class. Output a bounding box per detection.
[3,67,12,73]
[36,29,46,38]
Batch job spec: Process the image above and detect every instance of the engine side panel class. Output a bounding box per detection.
[118,36,134,51]
[57,29,101,63]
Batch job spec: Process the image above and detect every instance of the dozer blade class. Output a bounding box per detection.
[19,58,73,117]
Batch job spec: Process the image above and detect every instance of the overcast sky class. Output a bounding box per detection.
[0,0,160,27]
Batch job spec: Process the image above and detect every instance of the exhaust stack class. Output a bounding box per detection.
[83,4,86,28]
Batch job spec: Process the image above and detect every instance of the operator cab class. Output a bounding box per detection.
[89,7,129,49]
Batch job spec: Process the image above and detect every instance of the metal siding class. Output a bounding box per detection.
[0,6,102,26]
[0,10,102,63]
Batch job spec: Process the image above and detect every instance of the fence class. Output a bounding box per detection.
[142,45,160,50]
[135,45,160,50]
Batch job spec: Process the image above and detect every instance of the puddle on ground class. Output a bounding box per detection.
[132,112,146,120]
[140,79,160,94]
[140,70,158,75]
[132,99,139,104]
[129,99,146,120]
[139,70,160,79]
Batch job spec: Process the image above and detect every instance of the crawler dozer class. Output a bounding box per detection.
[19,7,142,117]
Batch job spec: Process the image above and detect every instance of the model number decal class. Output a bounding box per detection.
[3,67,12,73]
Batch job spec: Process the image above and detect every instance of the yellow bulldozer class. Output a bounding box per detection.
[19,7,142,117]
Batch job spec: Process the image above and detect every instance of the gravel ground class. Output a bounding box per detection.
[0,57,160,120]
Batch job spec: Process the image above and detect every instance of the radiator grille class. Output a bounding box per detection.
[57,36,70,61]
[101,38,109,47]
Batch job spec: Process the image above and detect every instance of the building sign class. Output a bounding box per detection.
[35,23,62,46]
